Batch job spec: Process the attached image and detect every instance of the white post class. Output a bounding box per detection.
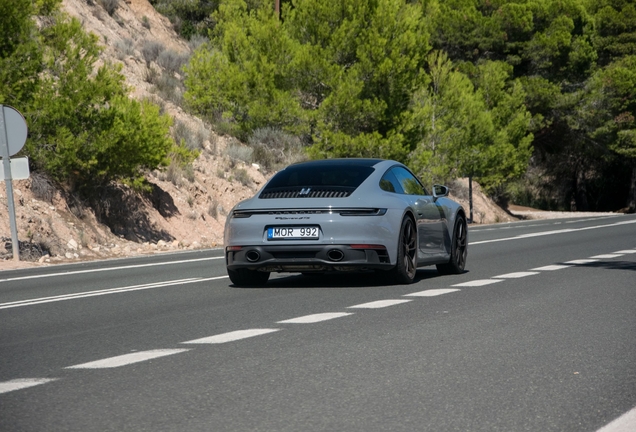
[0,105,20,261]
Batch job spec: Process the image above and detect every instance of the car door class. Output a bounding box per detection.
[390,167,445,260]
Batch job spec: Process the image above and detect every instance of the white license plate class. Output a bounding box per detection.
[267,226,319,240]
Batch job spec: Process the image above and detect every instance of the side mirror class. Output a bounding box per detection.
[433,184,449,199]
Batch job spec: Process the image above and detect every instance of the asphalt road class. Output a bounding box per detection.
[1,215,635,431]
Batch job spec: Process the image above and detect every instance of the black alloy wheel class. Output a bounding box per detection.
[437,215,467,275]
[387,216,417,284]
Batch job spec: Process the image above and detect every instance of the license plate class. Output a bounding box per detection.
[267,226,319,240]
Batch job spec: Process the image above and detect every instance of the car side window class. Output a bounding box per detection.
[392,167,428,196]
[379,170,404,193]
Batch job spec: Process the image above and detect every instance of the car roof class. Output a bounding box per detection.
[287,158,386,169]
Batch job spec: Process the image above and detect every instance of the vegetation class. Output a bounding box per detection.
[181,0,636,211]
[3,0,635,212]
[0,0,197,196]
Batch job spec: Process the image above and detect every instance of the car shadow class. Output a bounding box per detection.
[567,260,636,272]
[232,268,452,289]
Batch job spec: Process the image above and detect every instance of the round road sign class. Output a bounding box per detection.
[1,105,28,157]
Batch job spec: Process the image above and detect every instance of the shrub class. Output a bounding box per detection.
[207,200,218,218]
[157,49,189,75]
[144,66,160,84]
[183,163,195,182]
[30,172,56,203]
[188,35,208,51]
[140,40,165,64]
[233,168,251,187]
[225,142,253,164]
[141,16,150,30]
[114,37,134,60]
[153,72,184,105]
[248,127,307,172]
[166,161,184,187]
[172,120,208,151]
[99,0,118,16]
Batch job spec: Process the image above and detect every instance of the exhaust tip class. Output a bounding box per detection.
[245,250,261,262]
[327,249,344,262]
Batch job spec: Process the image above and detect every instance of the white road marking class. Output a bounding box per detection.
[0,256,224,283]
[66,349,189,369]
[404,289,461,297]
[493,271,540,279]
[182,328,280,344]
[470,219,636,246]
[0,276,228,310]
[277,312,353,324]
[0,378,58,395]
[614,249,636,254]
[452,279,504,287]
[531,264,573,271]
[596,405,636,432]
[347,299,412,309]
[590,254,624,259]
[565,259,600,264]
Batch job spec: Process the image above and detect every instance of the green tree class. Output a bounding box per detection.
[578,55,636,210]
[1,1,180,194]
[401,52,532,191]
[185,0,308,138]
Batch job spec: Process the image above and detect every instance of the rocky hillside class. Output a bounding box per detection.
[0,0,514,269]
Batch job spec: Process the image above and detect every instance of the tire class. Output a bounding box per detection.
[228,268,270,286]
[386,216,417,284]
[436,215,467,275]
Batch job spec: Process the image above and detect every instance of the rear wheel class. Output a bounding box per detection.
[228,268,270,286]
[436,215,467,275]
[386,216,417,284]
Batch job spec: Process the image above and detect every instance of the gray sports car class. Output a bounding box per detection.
[224,158,467,286]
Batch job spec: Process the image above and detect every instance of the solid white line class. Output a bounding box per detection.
[404,289,461,297]
[0,276,228,310]
[182,329,280,344]
[590,254,623,259]
[0,378,58,395]
[0,256,224,283]
[277,312,353,324]
[347,299,412,309]
[66,349,190,369]
[531,265,573,271]
[493,271,540,279]
[596,405,636,432]
[470,219,636,246]
[614,250,636,254]
[452,279,504,287]
[565,259,600,264]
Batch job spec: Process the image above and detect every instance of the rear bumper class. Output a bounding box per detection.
[226,244,393,273]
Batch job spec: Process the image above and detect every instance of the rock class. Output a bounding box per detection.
[157,240,167,247]
[65,252,74,259]
[67,239,78,250]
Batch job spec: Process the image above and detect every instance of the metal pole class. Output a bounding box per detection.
[0,105,20,261]
[468,175,473,224]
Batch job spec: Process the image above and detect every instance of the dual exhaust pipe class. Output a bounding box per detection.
[243,248,345,263]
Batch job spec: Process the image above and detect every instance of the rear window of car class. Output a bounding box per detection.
[260,164,375,198]
[267,165,374,188]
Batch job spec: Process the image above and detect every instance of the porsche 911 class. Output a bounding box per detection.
[224,158,467,286]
